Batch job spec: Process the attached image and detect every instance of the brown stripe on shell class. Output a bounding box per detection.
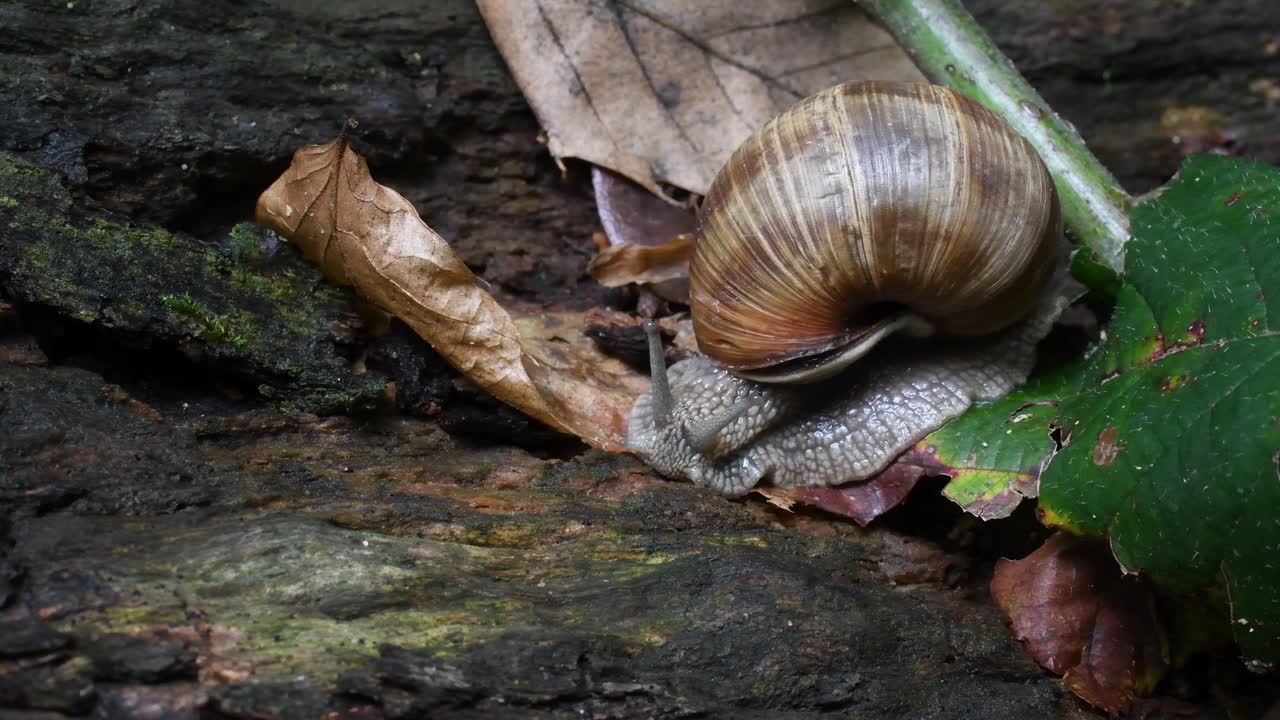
[690,81,1061,372]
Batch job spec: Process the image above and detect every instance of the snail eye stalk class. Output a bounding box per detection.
[644,321,673,427]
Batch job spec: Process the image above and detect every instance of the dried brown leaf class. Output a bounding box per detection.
[478,0,924,197]
[512,307,649,449]
[992,533,1107,675]
[1063,584,1146,716]
[255,136,642,449]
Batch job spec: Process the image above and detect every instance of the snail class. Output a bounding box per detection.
[627,81,1068,497]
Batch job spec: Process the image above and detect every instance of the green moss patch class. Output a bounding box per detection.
[0,151,383,412]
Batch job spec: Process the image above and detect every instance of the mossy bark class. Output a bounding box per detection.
[0,151,384,413]
[1,363,1082,719]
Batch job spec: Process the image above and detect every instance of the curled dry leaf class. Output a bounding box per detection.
[255,135,645,449]
[478,0,924,197]
[512,307,649,445]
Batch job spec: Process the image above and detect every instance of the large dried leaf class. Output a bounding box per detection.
[477,0,924,197]
[255,136,644,449]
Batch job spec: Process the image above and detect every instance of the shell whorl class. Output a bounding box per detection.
[689,81,1062,378]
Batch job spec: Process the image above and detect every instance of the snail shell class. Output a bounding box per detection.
[690,81,1062,382]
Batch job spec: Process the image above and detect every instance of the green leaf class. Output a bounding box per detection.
[930,155,1280,667]
[931,370,1068,519]
[1069,245,1121,304]
[1044,155,1280,667]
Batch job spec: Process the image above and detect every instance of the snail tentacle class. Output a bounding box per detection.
[682,394,763,455]
[643,321,673,427]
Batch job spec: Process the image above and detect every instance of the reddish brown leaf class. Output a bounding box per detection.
[1063,581,1158,716]
[592,167,696,250]
[993,534,1107,674]
[256,135,646,449]
[992,533,1169,715]
[753,449,941,526]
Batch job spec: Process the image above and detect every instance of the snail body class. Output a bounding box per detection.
[628,82,1066,496]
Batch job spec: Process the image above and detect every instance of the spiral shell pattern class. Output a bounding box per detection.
[690,82,1062,375]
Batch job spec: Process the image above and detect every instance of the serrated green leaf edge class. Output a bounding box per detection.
[929,383,1061,520]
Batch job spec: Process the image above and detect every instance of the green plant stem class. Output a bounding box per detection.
[859,0,1132,273]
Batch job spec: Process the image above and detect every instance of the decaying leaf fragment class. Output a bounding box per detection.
[256,135,645,449]
[512,307,649,444]
[478,0,924,197]
[588,234,692,287]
